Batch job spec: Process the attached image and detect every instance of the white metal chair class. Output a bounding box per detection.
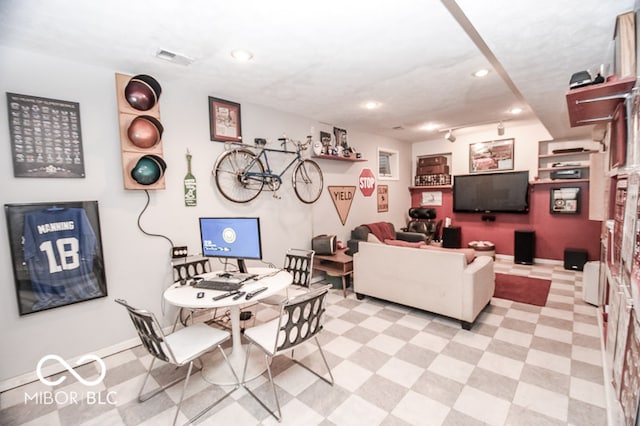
[115,299,239,425]
[241,285,334,421]
[260,248,315,306]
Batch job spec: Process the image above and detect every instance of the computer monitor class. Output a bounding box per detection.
[198,217,262,273]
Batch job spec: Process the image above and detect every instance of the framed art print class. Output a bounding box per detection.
[550,187,580,214]
[469,138,514,173]
[7,92,86,178]
[209,96,242,142]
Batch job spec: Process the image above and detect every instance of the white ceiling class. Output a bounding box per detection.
[0,0,635,142]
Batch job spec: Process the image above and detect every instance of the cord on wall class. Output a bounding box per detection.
[137,189,175,248]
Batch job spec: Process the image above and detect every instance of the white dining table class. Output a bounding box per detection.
[163,267,292,385]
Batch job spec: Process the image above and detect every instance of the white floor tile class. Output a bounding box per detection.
[377,357,424,388]
[477,351,524,380]
[513,382,568,422]
[327,394,388,426]
[392,390,450,426]
[525,349,571,375]
[428,354,474,384]
[453,386,510,426]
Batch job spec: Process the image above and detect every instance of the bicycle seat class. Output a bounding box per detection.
[254,138,267,146]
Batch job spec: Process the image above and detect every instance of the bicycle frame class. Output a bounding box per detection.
[240,144,303,185]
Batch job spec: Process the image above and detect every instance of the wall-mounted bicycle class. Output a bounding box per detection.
[213,137,323,203]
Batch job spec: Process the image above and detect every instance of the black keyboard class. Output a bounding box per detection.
[194,280,244,292]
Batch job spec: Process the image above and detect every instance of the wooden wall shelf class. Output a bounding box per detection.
[566,76,636,127]
[531,178,590,185]
[408,185,452,190]
[312,154,367,162]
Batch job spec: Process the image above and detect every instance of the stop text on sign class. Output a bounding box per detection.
[359,168,376,197]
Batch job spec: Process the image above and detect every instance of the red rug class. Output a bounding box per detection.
[494,273,551,306]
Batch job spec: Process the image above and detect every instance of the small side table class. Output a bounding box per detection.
[314,248,353,298]
[468,240,495,259]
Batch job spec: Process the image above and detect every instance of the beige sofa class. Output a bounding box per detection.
[353,241,495,329]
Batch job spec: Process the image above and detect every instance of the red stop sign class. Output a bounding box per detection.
[359,168,376,197]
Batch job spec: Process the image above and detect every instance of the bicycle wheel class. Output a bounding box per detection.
[292,159,323,204]
[214,149,265,203]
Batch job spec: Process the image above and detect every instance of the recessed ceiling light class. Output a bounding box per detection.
[363,101,380,110]
[473,69,489,78]
[510,107,523,114]
[419,123,441,131]
[231,49,253,62]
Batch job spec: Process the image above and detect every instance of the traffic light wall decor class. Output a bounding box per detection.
[115,73,167,190]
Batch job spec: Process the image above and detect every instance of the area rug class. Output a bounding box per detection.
[494,273,551,306]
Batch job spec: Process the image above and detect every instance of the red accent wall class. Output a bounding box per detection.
[411,181,601,261]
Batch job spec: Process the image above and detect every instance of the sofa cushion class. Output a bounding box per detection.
[384,239,427,248]
[421,245,476,264]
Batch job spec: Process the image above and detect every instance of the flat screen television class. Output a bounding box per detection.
[453,170,530,213]
[198,217,262,273]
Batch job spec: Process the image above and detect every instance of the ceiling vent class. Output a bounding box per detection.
[155,49,194,66]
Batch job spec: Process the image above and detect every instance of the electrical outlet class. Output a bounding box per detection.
[171,246,188,258]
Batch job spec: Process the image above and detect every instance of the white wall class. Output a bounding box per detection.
[411,121,552,177]
[0,46,412,386]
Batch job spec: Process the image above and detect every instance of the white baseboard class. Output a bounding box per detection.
[0,322,176,394]
[495,254,563,266]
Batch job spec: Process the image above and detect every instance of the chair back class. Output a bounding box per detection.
[173,259,212,284]
[273,286,328,354]
[115,299,174,363]
[283,249,314,288]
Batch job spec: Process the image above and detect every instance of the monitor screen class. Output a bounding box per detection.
[199,217,263,268]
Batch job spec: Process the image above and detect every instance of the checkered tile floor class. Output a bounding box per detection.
[0,258,607,425]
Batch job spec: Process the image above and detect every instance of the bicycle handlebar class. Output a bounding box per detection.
[278,137,310,152]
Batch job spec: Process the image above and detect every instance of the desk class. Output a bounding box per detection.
[163,267,292,385]
[314,249,353,298]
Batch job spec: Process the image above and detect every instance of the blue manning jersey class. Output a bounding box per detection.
[23,208,102,310]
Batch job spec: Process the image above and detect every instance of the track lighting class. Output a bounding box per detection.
[445,129,456,142]
[497,121,505,136]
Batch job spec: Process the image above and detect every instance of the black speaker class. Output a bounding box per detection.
[514,230,535,265]
[442,226,461,248]
[564,248,588,271]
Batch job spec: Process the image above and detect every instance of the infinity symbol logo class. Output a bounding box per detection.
[36,354,106,387]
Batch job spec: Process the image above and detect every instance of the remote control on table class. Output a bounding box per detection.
[245,286,268,300]
[212,290,240,301]
[232,291,246,300]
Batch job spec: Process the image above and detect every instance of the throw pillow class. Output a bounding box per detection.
[384,239,427,248]
[367,233,383,244]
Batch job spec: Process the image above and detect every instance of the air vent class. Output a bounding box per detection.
[155,49,194,66]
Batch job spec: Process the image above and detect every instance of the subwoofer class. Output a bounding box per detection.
[564,248,588,271]
[442,226,461,248]
[514,230,535,265]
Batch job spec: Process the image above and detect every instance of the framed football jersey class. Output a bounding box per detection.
[5,201,107,315]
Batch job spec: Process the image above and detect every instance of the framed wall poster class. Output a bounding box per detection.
[469,138,514,173]
[421,191,443,206]
[208,96,242,142]
[377,185,388,212]
[6,92,85,178]
[4,201,107,315]
[333,127,347,149]
[550,187,580,214]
